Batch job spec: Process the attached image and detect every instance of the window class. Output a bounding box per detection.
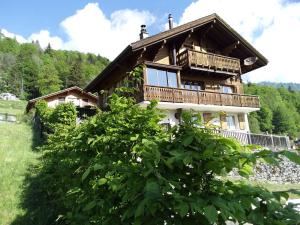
[181,81,204,91]
[58,97,65,104]
[226,115,236,130]
[220,85,233,93]
[147,67,178,88]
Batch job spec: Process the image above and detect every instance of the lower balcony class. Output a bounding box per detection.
[143,85,260,108]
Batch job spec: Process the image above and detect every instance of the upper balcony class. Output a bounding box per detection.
[143,85,260,108]
[177,49,241,76]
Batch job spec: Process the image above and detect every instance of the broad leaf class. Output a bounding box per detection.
[203,205,218,224]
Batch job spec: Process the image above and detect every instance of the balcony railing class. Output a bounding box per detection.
[144,85,260,108]
[215,130,291,150]
[177,49,241,74]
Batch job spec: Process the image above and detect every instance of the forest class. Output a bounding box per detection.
[0,33,109,100]
[245,84,300,138]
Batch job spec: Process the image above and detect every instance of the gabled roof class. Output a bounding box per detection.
[26,86,98,112]
[85,13,268,92]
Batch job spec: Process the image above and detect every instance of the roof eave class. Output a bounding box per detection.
[84,45,132,92]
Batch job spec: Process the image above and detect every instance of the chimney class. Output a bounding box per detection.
[139,25,149,40]
[168,14,174,29]
[168,14,177,65]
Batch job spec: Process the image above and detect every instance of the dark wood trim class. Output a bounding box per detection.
[144,61,182,71]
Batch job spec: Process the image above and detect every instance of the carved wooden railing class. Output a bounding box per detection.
[177,49,241,74]
[143,85,260,108]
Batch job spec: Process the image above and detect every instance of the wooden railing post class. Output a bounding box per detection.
[220,93,223,105]
[172,88,175,103]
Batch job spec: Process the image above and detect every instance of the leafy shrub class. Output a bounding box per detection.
[29,90,300,225]
[35,100,76,135]
[19,68,300,224]
[49,102,77,127]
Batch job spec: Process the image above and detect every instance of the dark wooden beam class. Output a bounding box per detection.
[223,41,240,55]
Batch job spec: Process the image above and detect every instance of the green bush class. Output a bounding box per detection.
[27,91,300,225]
[35,100,76,135]
[18,68,300,225]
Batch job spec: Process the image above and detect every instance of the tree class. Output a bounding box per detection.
[16,43,42,99]
[272,104,297,136]
[67,59,85,87]
[44,43,53,55]
[248,112,261,133]
[257,106,273,132]
[37,55,61,95]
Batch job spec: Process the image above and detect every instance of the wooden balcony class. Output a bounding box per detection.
[177,49,241,75]
[143,85,260,108]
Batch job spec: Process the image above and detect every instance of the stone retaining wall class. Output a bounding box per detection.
[251,156,300,183]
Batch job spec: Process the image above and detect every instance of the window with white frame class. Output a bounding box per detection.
[181,81,204,91]
[220,85,233,93]
[226,115,236,130]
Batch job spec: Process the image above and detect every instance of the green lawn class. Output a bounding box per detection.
[0,100,27,115]
[253,181,300,199]
[0,101,40,225]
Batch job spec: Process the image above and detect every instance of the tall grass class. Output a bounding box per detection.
[0,101,40,225]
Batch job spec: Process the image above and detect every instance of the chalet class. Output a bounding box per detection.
[85,14,290,149]
[26,86,98,117]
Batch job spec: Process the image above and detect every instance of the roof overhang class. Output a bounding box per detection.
[85,13,268,92]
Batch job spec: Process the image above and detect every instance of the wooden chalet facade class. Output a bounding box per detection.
[86,14,268,134]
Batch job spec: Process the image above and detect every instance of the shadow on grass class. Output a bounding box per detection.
[10,166,63,225]
[11,123,65,225]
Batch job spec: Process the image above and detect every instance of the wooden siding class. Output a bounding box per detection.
[177,49,241,74]
[143,85,259,108]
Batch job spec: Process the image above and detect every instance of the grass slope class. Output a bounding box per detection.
[0,100,40,225]
[0,100,26,115]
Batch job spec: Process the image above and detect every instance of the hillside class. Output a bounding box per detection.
[258,82,300,91]
[244,84,300,138]
[0,34,109,100]
[0,100,41,225]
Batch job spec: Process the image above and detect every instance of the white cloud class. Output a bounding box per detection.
[178,0,300,83]
[1,3,155,61]
[1,28,27,43]
[60,3,155,60]
[28,30,63,50]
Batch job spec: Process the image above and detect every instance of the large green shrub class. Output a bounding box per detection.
[19,69,300,225]
[26,90,300,225]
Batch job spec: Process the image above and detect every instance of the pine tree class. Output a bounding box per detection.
[37,55,61,95]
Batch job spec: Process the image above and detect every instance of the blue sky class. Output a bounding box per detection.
[0,0,193,40]
[1,0,300,83]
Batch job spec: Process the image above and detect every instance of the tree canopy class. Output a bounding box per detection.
[244,84,300,138]
[0,37,109,100]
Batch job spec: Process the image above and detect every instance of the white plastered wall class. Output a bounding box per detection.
[159,109,250,132]
[46,93,94,108]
